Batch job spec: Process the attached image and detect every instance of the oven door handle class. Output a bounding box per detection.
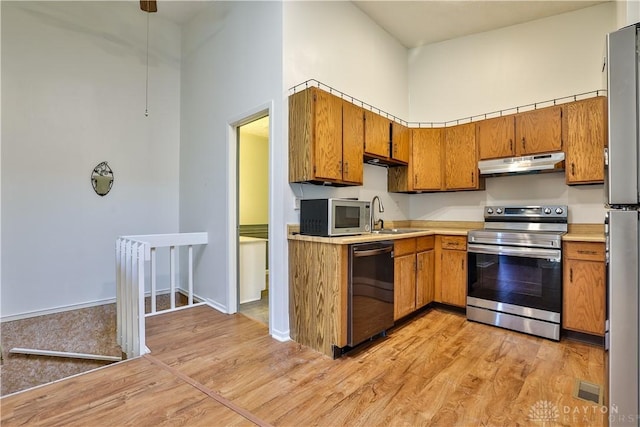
[353,247,393,257]
[467,243,561,261]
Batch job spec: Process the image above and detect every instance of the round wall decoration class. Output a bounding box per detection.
[91,161,114,197]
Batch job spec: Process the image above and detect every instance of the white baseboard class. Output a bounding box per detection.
[204,298,229,314]
[270,328,291,342]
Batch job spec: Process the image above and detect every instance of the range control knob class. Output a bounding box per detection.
[487,208,494,214]
[544,207,552,214]
[496,208,503,214]
[555,207,564,215]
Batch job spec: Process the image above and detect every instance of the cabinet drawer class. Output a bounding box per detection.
[440,235,467,250]
[394,238,416,257]
[416,235,435,252]
[564,242,605,261]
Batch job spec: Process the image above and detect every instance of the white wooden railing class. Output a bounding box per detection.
[116,232,208,359]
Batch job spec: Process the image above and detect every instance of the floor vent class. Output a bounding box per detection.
[574,379,603,405]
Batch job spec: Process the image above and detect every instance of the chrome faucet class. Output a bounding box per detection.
[370,195,385,231]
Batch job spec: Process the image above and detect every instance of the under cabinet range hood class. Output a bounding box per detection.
[478,152,565,176]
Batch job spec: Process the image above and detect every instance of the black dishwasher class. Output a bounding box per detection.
[348,241,395,348]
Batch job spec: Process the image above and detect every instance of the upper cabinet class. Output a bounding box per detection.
[289,84,607,189]
[289,87,363,185]
[477,116,515,160]
[364,110,391,159]
[391,122,411,164]
[414,128,444,191]
[444,123,483,190]
[342,100,365,185]
[388,128,444,193]
[563,96,607,185]
[515,105,563,156]
[477,106,562,160]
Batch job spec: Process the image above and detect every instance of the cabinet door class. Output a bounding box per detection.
[476,115,515,160]
[444,123,478,190]
[313,89,344,181]
[394,254,416,320]
[564,97,607,185]
[391,122,410,164]
[440,249,467,307]
[364,110,391,158]
[515,106,562,156]
[563,258,606,336]
[416,250,435,308]
[342,101,364,185]
[413,128,444,191]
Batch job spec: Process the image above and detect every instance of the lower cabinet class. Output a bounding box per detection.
[394,236,435,320]
[435,235,467,307]
[562,241,606,336]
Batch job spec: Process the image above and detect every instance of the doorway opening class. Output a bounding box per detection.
[237,115,269,326]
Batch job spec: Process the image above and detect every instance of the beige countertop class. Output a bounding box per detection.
[288,222,606,244]
[563,223,605,243]
[287,222,479,245]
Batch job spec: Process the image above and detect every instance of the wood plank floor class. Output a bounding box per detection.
[1,305,606,426]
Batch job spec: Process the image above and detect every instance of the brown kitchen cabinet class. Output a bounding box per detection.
[387,128,444,193]
[289,87,363,185]
[563,241,606,336]
[342,100,365,184]
[563,96,607,185]
[515,105,563,156]
[394,238,417,320]
[391,122,410,164]
[444,123,482,190]
[416,236,435,308]
[477,115,516,160]
[394,236,435,320]
[364,110,391,159]
[476,105,562,160]
[288,239,349,357]
[435,235,467,307]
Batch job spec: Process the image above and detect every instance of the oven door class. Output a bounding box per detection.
[467,243,562,315]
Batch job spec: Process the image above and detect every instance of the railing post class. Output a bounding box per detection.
[170,245,176,309]
[136,243,146,357]
[150,247,157,314]
[115,239,122,347]
[188,245,194,305]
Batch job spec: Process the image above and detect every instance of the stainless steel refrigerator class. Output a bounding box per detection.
[606,23,640,426]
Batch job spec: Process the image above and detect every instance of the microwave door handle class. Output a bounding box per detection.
[353,247,393,257]
[467,243,561,261]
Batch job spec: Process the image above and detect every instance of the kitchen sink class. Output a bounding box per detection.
[371,228,417,235]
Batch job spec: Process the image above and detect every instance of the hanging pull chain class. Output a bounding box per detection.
[145,12,150,117]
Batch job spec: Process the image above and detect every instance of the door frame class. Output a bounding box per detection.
[226,102,272,320]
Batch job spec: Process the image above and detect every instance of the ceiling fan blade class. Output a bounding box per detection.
[140,0,157,13]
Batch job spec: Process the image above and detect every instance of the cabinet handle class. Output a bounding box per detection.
[570,268,573,283]
[577,250,598,255]
[571,162,575,176]
[471,172,474,185]
[509,139,513,152]
[338,160,342,173]
[344,162,349,175]
[461,259,464,270]
[522,137,526,150]
[414,174,418,187]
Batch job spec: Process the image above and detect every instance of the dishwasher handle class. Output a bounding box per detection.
[352,246,393,258]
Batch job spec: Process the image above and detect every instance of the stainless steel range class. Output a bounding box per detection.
[467,205,567,340]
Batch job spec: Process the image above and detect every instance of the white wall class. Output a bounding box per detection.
[239,131,268,225]
[283,0,411,226]
[408,3,617,223]
[179,1,286,337]
[1,2,181,319]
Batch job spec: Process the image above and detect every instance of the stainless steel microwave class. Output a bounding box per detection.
[300,199,371,236]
